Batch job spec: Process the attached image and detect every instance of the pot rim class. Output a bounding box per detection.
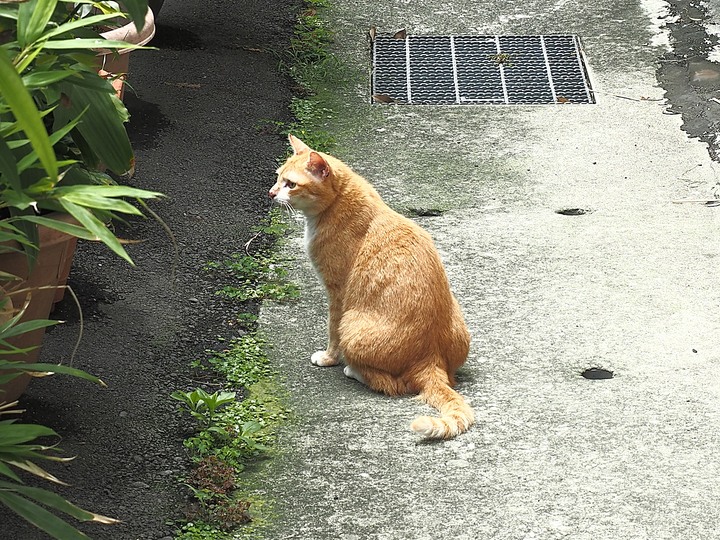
[97,7,155,55]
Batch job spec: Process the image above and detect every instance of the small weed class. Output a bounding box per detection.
[257,208,292,237]
[171,388,237,427]
[176,521,232,540]
[211,253,300,303]
[207,210,300,305]
[276,0,341,154]
[207,334,272,387]
[214,499,252,530]
[236,312,259,331]
[188,456,236,498]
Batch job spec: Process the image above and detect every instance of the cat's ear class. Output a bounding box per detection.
[307,151,330,179]
[288,134,311,155]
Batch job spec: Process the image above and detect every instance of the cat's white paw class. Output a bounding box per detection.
[311,351,340,367]
[343,365,366,384]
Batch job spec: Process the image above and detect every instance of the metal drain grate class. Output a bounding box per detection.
[372,34,595,105]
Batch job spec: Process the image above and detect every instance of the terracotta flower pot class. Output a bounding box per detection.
[97,8,156,100]
[0,214,80,404]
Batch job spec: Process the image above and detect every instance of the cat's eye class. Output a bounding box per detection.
[285,181,297,189]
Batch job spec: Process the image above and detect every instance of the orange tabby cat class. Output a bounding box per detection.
[269,134,474,439]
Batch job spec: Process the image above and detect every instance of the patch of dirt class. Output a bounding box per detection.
[0,0,299,538]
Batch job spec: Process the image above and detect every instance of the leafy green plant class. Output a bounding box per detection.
[208,253,300,303]
[213,499,252,530]
[0,306,115,539]
[0,2,162,538]
[0,400,118,538]
[176,521,232,540]
[206,335,272,388]
[187,455,236,498]
[0,0,162,267]
[235,312,258,331]
[170,388,236,426]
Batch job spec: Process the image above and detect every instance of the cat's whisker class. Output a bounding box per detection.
[282,201,298,219]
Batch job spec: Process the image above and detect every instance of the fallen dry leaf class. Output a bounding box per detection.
[372,94,395,103]
[393,29,407,40]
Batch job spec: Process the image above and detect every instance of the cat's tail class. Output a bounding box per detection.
[410,364,474,439]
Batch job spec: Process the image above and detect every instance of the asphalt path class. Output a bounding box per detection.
[0,0,298,538]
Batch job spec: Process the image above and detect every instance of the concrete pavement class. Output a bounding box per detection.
[255,1,720,538]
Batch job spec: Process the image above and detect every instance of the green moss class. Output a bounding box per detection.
[174,0,342,537]
[278,0,345,153]
[174,214,297,538]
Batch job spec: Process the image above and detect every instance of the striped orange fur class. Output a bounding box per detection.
[269,134,474,439]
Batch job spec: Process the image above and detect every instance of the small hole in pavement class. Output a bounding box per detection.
[406,207,446,217]
[556,208,592,216]
[581,367,614,380]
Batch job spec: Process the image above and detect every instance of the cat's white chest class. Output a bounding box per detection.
[304,217,318,257]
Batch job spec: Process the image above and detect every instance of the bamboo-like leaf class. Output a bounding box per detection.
[58,199,132,263]
[60,71,114,93]
[0,491,92,540]
[10,210,40,268]
[0,53,57,180]
[52,185,163,199]
[53,192,142,215]
[16,107,84,174]
[42,13,118,39]
[17,0,58,48]
[0,188,37,210]
[56,79,133,174]
[41,38,147,50]
[0,344,36,359]
[21,70,76,88]
[14,215,99,240]
[0,318,59,339]
[0,7,19,23]
[0,481,120,524]
[4,139,31,150]
[0,362,105,386]
[13,41,45,74]
[0,461,22,483]
[0,137,22,191]
[0,423,57,445]
[5,458,67,485]
[120,0,149,32]
[0,106,55,139]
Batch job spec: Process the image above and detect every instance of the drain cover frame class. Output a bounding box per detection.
[371,33,595,106]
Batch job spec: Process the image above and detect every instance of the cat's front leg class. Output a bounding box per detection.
[311,350,340,366]
[310,301,342,367]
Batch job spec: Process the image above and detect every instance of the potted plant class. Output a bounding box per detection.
[84,1,157,99]
[0,306,120,537]
[0,0,163,401]
[0,1,163,535]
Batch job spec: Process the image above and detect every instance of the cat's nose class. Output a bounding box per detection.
[268,189,277,199]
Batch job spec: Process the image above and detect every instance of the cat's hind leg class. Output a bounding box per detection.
[343,364,410,397]
[343,364,366,384]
